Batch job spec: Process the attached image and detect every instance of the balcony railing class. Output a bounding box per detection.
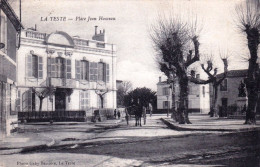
[74,39,89,46]
[49,77,76,88]
[26,31,46,40]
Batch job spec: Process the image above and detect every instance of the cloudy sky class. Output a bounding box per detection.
[10,0,249,90]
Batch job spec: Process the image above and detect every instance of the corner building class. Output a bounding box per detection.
[17,27,117,118]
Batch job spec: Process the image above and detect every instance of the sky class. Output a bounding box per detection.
[9,0,250,90]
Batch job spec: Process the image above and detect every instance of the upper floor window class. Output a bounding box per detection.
[89,62,109,82]
[220,79,227,91]
[76,60,89,81]
[48,57,71,79]
[0,13,7,53]
[162,87,169,96]
[27,54,43,78]
[163,101,169,109]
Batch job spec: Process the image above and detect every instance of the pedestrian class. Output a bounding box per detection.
[143,106,147,125]
[149,103,153,117]
[117,110,121,119]
[114,109,117,119]
[125,108,129,125]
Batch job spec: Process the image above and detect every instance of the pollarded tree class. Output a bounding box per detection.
[32,86,55,112]
[190,52,229,117]
[151,15,202,124]
[235,0,260,124]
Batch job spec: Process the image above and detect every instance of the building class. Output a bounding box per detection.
[0,0,23,138]
[16,26,116,119]
[157,75,210,114]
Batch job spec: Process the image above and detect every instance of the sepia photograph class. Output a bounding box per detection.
[0,0,260,166]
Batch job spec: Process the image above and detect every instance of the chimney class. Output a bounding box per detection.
[95,26,98,35]
[159,76,161,83]
[196,74,200,79]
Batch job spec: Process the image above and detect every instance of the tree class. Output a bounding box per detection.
[151,15,202,124]
[117,81,133,107]
[95,88,110,109]
[32,86,55,112]
[235,0,260,124]
[190,52,229,117]
[124,87,156,109]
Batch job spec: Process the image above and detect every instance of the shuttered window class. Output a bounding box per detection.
[16,90,21,112]
[90,62,98,81]
[75,60,81,80]
[27,54,43,78]
[98,62,105,81]
[66,59,71,79]
[106,64,109,82]
[80,61,89,81]
[22,90,32,111]
[80,91,89,110]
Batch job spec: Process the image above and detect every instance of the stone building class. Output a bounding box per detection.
[16,26,116,118]
[157,75,210,114]
[0,0,23,138]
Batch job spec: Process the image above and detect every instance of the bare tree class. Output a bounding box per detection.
[192,52,229,117]
[32,86,55,112]
[95,88,110,108]
[117,81,133,106]
[235,0,260,124]
[151,15,202,124]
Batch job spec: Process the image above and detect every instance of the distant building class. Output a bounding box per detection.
[16,26,117,119]
[157,75,210,114]
[0,0,23,138]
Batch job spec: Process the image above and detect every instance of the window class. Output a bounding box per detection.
[106,64,109,82]
[162,87,169,95]
[48,57,70,78]
[163,101,169,109]
[27,54,43,78]
[80,91,89,110]
[0,14,7,53]
[98,62,105,81]
[90,62,98,81]
[81,61,89,80]
[22,89,35,111]
[220,79,227,91]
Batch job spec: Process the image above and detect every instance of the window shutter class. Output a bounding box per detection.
[75,60,81,80]
[22,90,32,111]
[90,62,98,81]
[86,61,90,81]
[51,58,56,77]
[47,58,51,77]
[27,55,32,77]
[106,64,109,82]
[66,59,71,79]
[38,56,43,78]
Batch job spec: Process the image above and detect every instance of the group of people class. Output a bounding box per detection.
[114,104,153,126]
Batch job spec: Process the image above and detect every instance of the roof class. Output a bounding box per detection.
[0,0,24,32]
[216,69,248,78]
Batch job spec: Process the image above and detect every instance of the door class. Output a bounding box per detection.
[221,98,228,117]
[55,89,66,111]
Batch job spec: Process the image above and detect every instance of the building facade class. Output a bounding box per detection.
[0,0,23,138]
[157,76,210,114]
[17,26,116,118]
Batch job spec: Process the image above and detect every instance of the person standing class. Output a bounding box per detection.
[114,109,117,119]
[125,107,129,125]
[117,110,121,119]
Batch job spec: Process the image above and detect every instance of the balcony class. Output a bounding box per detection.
[49,77,76,88]
[26,31,46,40]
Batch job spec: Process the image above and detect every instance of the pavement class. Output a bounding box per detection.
[1,114,260,155]
[162,113,260,132]
[0,119,122,155]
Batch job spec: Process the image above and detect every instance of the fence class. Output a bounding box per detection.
[18,110,86,122]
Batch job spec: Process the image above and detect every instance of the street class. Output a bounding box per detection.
[1,115,260,167]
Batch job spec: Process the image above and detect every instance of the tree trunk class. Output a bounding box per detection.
[213,84,218,117]
[39,97,43,112]
[100,95,104,108]
[171,82,178,122]
[178,76,191,124]
[244,27,259,124]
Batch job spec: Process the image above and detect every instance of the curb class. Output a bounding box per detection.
[160,118,260,132]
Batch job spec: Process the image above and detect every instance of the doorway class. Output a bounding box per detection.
[55,88,66,111]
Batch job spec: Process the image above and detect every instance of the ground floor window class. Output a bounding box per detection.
[22,89,35,111]
[80,91,89,110]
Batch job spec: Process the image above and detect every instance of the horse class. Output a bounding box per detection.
[133,105,142,126]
